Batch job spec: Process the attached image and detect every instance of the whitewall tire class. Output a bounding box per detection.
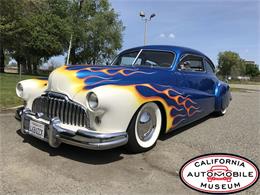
[126,102,162,153]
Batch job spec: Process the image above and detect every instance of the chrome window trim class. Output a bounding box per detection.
[111,49,176,69]
[177,53,207,74]
[131,49,143,66]
[110,50,140,66]
[204,57,215,73]
[133,49,176,69]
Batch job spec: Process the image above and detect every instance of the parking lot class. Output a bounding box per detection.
[1,87,259,194]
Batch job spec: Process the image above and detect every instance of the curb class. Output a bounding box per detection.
[0,105,23,112]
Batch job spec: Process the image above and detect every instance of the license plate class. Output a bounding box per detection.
[29,120,45,139]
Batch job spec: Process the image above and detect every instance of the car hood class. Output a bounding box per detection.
[47,65,169,98]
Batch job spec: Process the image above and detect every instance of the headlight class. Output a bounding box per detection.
[87,92,98,110]
[16,83,24,98]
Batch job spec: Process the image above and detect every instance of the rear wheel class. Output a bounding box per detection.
[214,105,227,116]
[126,102,162,153]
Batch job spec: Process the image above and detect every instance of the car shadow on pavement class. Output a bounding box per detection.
[15,113,219,164]
[16,130,125,165]
[159,114,217,141]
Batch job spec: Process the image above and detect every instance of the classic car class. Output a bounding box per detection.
[207,165,232,182]
[15,45,231,153]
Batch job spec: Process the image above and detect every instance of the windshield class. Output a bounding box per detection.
[112,50,175,68]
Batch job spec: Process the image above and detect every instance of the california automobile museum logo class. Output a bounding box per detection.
[180,153,259,194]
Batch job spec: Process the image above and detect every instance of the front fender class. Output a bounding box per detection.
[75,83,200,134]
[73,84,172,134]
[85,85,143,133]
[16,79,48,108]
[215,81,232,112]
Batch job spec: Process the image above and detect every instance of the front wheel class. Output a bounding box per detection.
[126,102,162,153]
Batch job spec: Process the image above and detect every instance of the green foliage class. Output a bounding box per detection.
[0,73,43,108]
[68,0,124,64]
[0,0,124,73]
[245,63,259,77]
[218,51,241,76]
[217,51,259,78]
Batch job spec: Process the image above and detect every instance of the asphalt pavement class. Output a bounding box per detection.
[0,88,259,195]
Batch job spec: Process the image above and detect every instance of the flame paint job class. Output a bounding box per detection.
[51,65,201,130]
[34,78,48,87]
[19,45,231,133]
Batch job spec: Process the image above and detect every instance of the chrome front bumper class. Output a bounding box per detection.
[18,108,128,150]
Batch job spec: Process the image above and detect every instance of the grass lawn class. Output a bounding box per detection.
[228,80,260,85]
[0,73,47,109]
[0,72,259,109]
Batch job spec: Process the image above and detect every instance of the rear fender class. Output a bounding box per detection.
[215,82,231,112]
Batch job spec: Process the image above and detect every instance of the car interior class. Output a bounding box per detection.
[179,55,204,72]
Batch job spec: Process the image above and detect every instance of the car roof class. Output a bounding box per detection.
[122,45,206,57]
[211,165,228,168]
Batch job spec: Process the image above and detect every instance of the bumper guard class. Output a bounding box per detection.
[18,108,128,150]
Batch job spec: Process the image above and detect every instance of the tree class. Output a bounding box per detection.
[22,4,71,73]
[218,51,243,77]
[0,0,124,74]
[0,0,24,72]
[245,63,259,77]
[16,0,72,74]
[0,0,72,74]
[68,0,124,64]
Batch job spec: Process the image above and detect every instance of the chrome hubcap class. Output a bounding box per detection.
[137,107,157,141]
[139,112,151,124]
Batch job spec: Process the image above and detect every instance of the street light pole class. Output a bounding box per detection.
[144,19,148,45]
[66,0,84,65]
[140,11,156,45]
[66,34,72,65]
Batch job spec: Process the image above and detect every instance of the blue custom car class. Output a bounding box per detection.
[16,45,231,153]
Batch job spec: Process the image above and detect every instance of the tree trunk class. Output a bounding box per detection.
[33,63,37,75]
[21,58,27,73]
[17,58,20,74]
[0,46,5,73]
[26,58,32,74]
[19,58,27,74]
[70,47,76,64]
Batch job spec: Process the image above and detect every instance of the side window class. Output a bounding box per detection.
[112,51,139,66]
[204,59,215,74]
[179,55,204,72]
[133,50,174,67]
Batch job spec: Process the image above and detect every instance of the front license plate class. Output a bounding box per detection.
[29,120,45,139]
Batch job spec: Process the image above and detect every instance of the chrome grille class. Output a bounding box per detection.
[32,92,89,128]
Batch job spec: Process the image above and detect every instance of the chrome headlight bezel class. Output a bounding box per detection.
[87,92,99,110]
[16,83,24,98]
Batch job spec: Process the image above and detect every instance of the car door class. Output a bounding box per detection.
[176,54,216,122]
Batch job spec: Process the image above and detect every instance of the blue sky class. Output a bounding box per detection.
[109,0,260,65]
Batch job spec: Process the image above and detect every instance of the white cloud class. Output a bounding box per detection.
[160,33,166,38]
[159,33,176,39]
[169,33,175,39]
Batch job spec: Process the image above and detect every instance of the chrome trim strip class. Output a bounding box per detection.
[134,49,176,69]
[111,48,176,69]
[32,92,89,128]
[46,91,69,101]
[177,53,207,73]
[132,49,143,66]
